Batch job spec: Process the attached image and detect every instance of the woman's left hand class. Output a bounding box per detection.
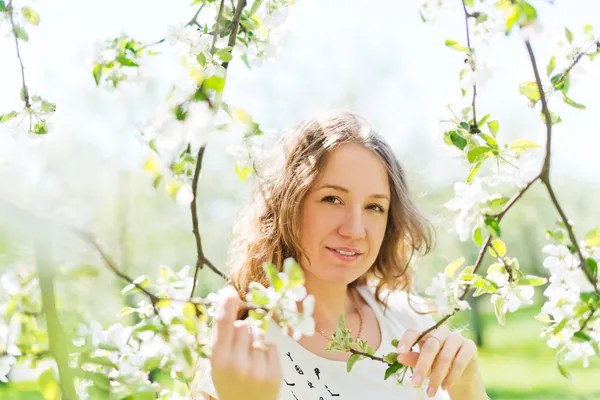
[395,326,487,399]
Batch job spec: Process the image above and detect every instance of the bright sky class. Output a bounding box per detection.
[0,0,599,207]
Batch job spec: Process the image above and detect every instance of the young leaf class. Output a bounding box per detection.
[0,1,5,12]
[445,257,466,278]
[517,275,548,286]
[346,353,361,372]
[479,133,498,149]
[384,361,404,380]
[93,64,103,86]
[562,95,586,109]
[283,258,305,288]
[509,139,541,152]
[383,352,399,365]
[484,217,501,237]
[467,146,492,163]
[448,130,467,150]
[565,27,574,44]
[467,161,483,183]
[0,111,19,123]
[489,239,506,257]
[445,40,469,53]
[519,81,541,103]
[586,258,598,280]
[235,161,253,183]
[540,110,562,126]
[14,25,29,41]
[116,55,139,67]
[547,56,556,77]
[584,24,595,41]
[477,114,490,127]
[487,120,499,137]
[22,7,41,25]
[473,227,484,246]
[493,295,506,325]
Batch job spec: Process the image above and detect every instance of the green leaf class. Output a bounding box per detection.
[116,55,138,67]
[92,373,111,391]
[38,368,60,400]
[509,139,541,152]
[484,217,501,237]
[467,161,483,183]
[505,4,520,34]
[473,227,484,246]
[547,56,556,76]
[448,130,467,150]
[573,331,592,342]
[487,120,499,137]
[557,362,574,383]
[489,239,506,257]
[249,0,264,16]
[479,133,498,149]
[384,361,404,380]
[519,81,541,103]
[580,292,600,308]
[22,7,41,26]
[235,161,252,183]
[467,146,492,163]
[562,95,586,109]
[493,295,506,325]
[0,111,19,123]
[120,391,156,400]
[445,257,465,278]
[464,0,474,6]
[14,25,29,41]
[116,307,137,317]
[0,1,5,12]
[263,263,284,291]
[445,39,469,53]
[216,47,233,63]
[565,27,574,44]
[473,277,499,297]
[383,352,399,365]
[41,100,56,113]
[477,114,490,128]
[346,353,361,372]
[517,275,547,286]
[197,52,206,67]
[283,257,304,288]
[586,258,598,280]
[93,64,103,86]
[585,228,600,246]
[540,110,562,126]
[584,24,595,42]
[203,75,226,92]
[33,121,48,135]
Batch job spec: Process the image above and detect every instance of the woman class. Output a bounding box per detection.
[193,111,489,399]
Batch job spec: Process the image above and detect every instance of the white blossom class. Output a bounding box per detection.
[0,355,17,383]
[425,273,470,316]
[445,179,492,241]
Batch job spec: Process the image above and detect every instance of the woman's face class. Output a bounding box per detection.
[299,143,390,286]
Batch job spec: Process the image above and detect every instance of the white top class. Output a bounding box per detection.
[195,286,451,400]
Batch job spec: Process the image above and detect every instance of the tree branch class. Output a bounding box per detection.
[7,1,30,108]
[524,40,599,294]
[461,0,478,132]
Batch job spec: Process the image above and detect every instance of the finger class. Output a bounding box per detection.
[396,329,421,354]
[411,335,443,387]
[212,286,240,348]
[231,320,252,375]
[249,329,268,381]
[396,350,419,367]
[265,342,282,381]
[426,333,463,397]
[441,340,477,390]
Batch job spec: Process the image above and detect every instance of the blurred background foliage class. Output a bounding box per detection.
[1,0,600,398]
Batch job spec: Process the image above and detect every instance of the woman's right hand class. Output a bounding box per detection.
[210,286,283,400]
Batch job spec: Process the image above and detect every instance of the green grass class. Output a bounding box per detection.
[451,304,600,399]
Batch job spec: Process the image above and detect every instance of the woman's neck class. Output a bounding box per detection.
[303,280,359,328]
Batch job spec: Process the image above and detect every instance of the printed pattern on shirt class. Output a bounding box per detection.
[283,351,342,399]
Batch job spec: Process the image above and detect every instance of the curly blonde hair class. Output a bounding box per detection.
[228,110,434,315]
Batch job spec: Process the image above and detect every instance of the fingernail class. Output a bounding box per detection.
[411,374,422,386]
[398,344,409,354]
[426,386,436,397]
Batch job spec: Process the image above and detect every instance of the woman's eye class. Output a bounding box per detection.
[321,195,341,204]
[367,204,385,213]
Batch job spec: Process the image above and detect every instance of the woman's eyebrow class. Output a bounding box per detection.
[315,184,390,201]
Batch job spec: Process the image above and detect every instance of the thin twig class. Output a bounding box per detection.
[524,40,599,294]
[7,1,30,108]
[461,0,478,131]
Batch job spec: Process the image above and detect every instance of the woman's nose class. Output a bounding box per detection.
[338,208,366,240]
